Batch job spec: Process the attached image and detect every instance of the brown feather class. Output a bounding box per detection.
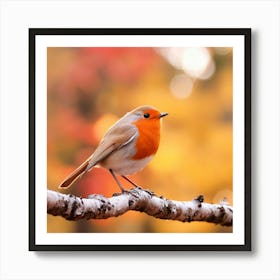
[58,125,137,189]
[58,158,90,189]
[87,125,137,170]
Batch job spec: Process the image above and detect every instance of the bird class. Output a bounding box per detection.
[59,105,168,192]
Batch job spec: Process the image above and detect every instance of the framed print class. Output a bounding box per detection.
[29,28,251,251]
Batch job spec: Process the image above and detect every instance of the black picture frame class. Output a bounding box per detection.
[29,28,251,251]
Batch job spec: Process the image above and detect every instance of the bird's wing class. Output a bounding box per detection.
[87,124,137,170]
[59,124,137,189]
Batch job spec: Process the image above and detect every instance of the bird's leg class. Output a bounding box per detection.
[109,169,126,193]
[121,175,142,189]
[122,175,155,196]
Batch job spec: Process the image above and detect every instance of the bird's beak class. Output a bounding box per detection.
[159,112,168,118]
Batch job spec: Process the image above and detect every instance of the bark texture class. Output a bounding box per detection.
[47,188,233,226]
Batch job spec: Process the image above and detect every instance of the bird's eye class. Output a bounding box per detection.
[143,113,150,118]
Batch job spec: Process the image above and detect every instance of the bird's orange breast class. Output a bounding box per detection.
[132,119,160,160]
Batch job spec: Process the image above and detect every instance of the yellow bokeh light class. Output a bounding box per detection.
[170,73,193,99]
[92,113,118,140]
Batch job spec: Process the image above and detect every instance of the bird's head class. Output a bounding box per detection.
[130,105,168,122]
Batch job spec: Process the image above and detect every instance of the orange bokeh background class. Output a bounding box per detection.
[47,47,233,233]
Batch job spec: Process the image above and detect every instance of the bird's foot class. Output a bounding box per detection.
[135,185,154,196]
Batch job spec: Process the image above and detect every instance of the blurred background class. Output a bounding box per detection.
[47,47,233,233]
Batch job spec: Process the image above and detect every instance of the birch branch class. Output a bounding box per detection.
[47,188,232,226]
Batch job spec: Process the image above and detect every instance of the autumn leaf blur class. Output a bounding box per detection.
[47,47,233,233]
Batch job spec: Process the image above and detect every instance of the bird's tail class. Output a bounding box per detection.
[58,159,90,189]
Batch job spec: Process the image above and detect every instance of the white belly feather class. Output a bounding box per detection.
[99,144,154,175]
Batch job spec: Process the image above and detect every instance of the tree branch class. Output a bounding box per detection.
[47,188,232,226]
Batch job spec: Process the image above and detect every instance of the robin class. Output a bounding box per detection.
[59,105,168,192]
